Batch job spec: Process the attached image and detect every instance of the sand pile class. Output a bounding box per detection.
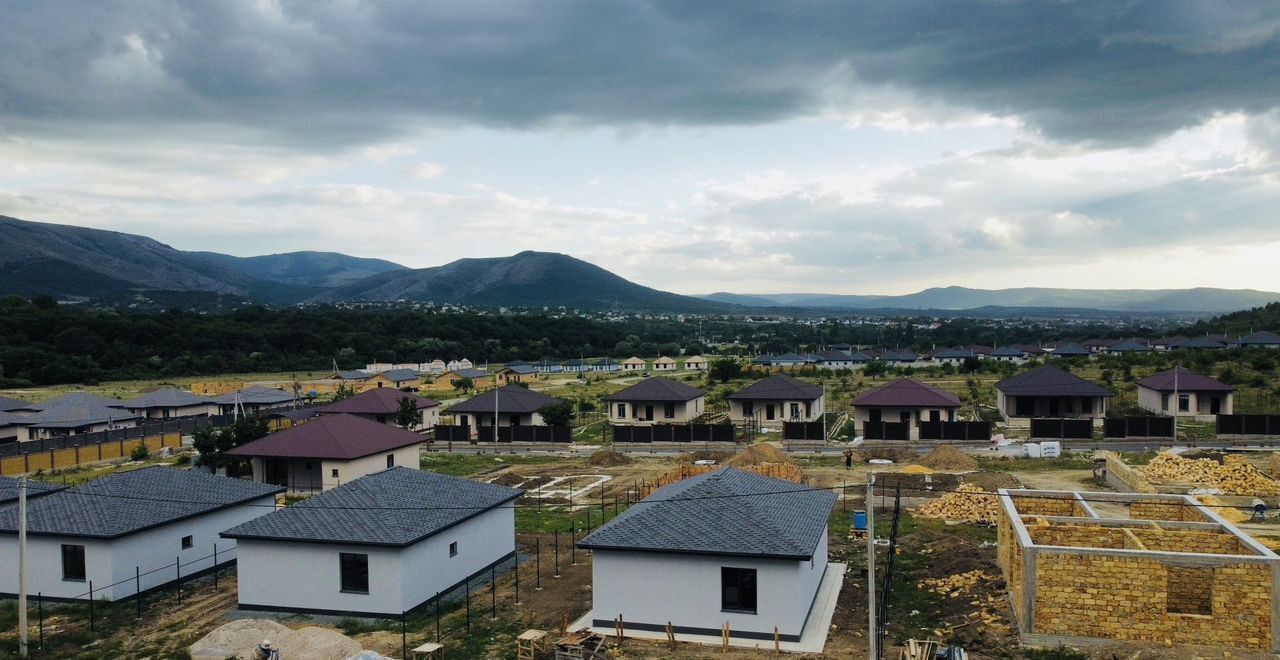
[901,464,936,474]
[1194,494,1249,524]
[1269,452,1280,479]
[588,449,632,467]
[919,445,979,472]
[726,443,794,467]
[189,620,364,660]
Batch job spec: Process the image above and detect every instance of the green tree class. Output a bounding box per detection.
[451,376,475,394]
[708,358,743,384]
[333,383,356,401]
[538,401,576,426]
[395,396,423,429]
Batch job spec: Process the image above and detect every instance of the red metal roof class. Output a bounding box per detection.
[318,388,439,416]
[227,413,425,460]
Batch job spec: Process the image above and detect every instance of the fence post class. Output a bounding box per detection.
[435,592,441,642]
[176,556,182,605]
[571,521,577,565]
[514,550,520,605]
[136,566,142,619]
[465,578,471,633]
[586,508,592,533]
[213,543,219,590]
[37,592,43,650]
[89,581,95,633]
[401,612,407,659]
[536,541,542,591]
[490,565,497,619]
[554,530,561,578]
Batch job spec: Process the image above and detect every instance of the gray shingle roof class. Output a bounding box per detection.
[380,368,420,382]
[21,392,141,429]
[1170,336,1227,350]
[500,364,537,375]
[1049,343,1091,356]
[996,365,1114,397]
[115,388,215,409]
[605,377,705,402]
[578,468,834,560]
[931,347,976,359]
[0,477,65,505]
[1232,330,1280,346]
[220,467,521,547]
[333,370,373,381]
[727,374,822,402]
[319,388,440,415]
[212,385,295,406]
[1108,339,1152,353]
[448,386,564,414]
[450,368,490,379]
[0,396,37,412]
[0,467,283,539]
[991,346,1028,357]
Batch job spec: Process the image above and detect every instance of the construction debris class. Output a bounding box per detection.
[1144,452,1280,496]
[587,450,632,467]
[901,464,936,475]
[1269,452,1280,479]
[915,484,999,524]
[189,620,364,660]
[1194,493,1249,523]
[918,570,1010,637]
[726,443,794,467]
[919,445,979,472]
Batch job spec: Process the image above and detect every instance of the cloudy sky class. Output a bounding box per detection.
[3,1,1280,295]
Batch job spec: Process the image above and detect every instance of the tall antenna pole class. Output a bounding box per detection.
[18,474,28,657]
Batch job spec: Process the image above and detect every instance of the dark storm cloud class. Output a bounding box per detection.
[2,1,1279,146]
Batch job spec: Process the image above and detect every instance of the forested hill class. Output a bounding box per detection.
[1185,302,1280,336]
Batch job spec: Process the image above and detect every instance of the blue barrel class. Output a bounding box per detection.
[853,510,868,531]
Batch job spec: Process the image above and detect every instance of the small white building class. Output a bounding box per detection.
[228,413,426,492]
[8,393,143,443]
[652,356,677,372]
[0,468,281,600]
[1136,368,1235,418]
[622,357,647,372]
[578,468,841,650]
[223,467,521,618]
[683,356,708,371]
[447,386,564,438]
[113,388,219,419]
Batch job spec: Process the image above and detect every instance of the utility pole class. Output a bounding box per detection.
[18,474,28,657]
[1172,365,1179,442]
[866,473,876,660]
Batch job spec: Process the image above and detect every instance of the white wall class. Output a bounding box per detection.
[0,494,275,600]
[728,395,824,425]
[591,530,828,640]
[608,397,705,425]
[323,445,420,490]
[233,506,514,615]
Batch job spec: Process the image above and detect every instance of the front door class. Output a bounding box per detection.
[870,409,882,424]
[1048,399,1059,416]
[929,410,940,422]
[644,405,654,421]
[1210,397,1221,415]
[765,404,775,421]
[263,458,289,487]
[900,411,910,425]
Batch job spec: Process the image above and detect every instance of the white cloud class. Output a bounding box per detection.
[403,162,445,180]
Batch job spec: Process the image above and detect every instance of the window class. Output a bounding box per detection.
[449,541,458,557]
[742,402,753,417]
[331,468,339,478]
[1166,566,1212,615]
[721,567,757,613]
[1178,394,1190,413]
[789,403,800,419]
[61,544,86,581]
[616,403,626,418]
[386,454,395,469]
[181,535,193,549]
[1082,398,1093,414]
[339,553,369,593]
[663,403,675,419]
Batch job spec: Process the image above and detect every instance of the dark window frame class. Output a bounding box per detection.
[721,566,758,614]
[386,453,395,469]
[181,535,193,550]
[449,541,459,557]
[61,544,86,582]
[339,552,370,594]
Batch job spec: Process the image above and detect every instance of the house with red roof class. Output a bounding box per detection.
[1136,368,1234,418]
[228,414,425,492]
[317,388,440,431]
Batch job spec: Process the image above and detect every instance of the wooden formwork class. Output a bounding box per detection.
[639,462,804,498]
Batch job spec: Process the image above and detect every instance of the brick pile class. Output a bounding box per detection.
[1143,452,1280,496]
[915,483,998,524]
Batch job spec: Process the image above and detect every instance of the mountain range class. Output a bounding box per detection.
[1,214,1277,315]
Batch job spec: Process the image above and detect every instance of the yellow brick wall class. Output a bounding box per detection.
[1014,496,1081,517]
[1028,525,1128,549]
[997,504,1024,610]
[1131,500,1209,522]
[1132,529,1244,555]
[1033,553,1273,649]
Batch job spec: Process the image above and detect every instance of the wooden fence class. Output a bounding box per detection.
[0,433,183,476]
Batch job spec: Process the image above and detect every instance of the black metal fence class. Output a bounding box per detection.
[1029,418,1095,440]
[917,421,992,441]
[611,424,735,443]
[476,426,572,443]
[1103,416,1174,439]
[433,424,472,442]
[1217,414,1280,436]
[863,421,909,441]
[782,421,825,441]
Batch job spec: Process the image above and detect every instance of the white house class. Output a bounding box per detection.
[622,357,647,372]
[578,468,840,649]
[683,356,708,371]
[1136,368,1235,418]
[726,374,824,426]
[113,388,219,419]
[447,386,564,439]
[605,377,706,425]
[0,468,281,600]
[227,413,426,492]
[652,356,677,372]
[6,392,142,443]
[222,467,521,618]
